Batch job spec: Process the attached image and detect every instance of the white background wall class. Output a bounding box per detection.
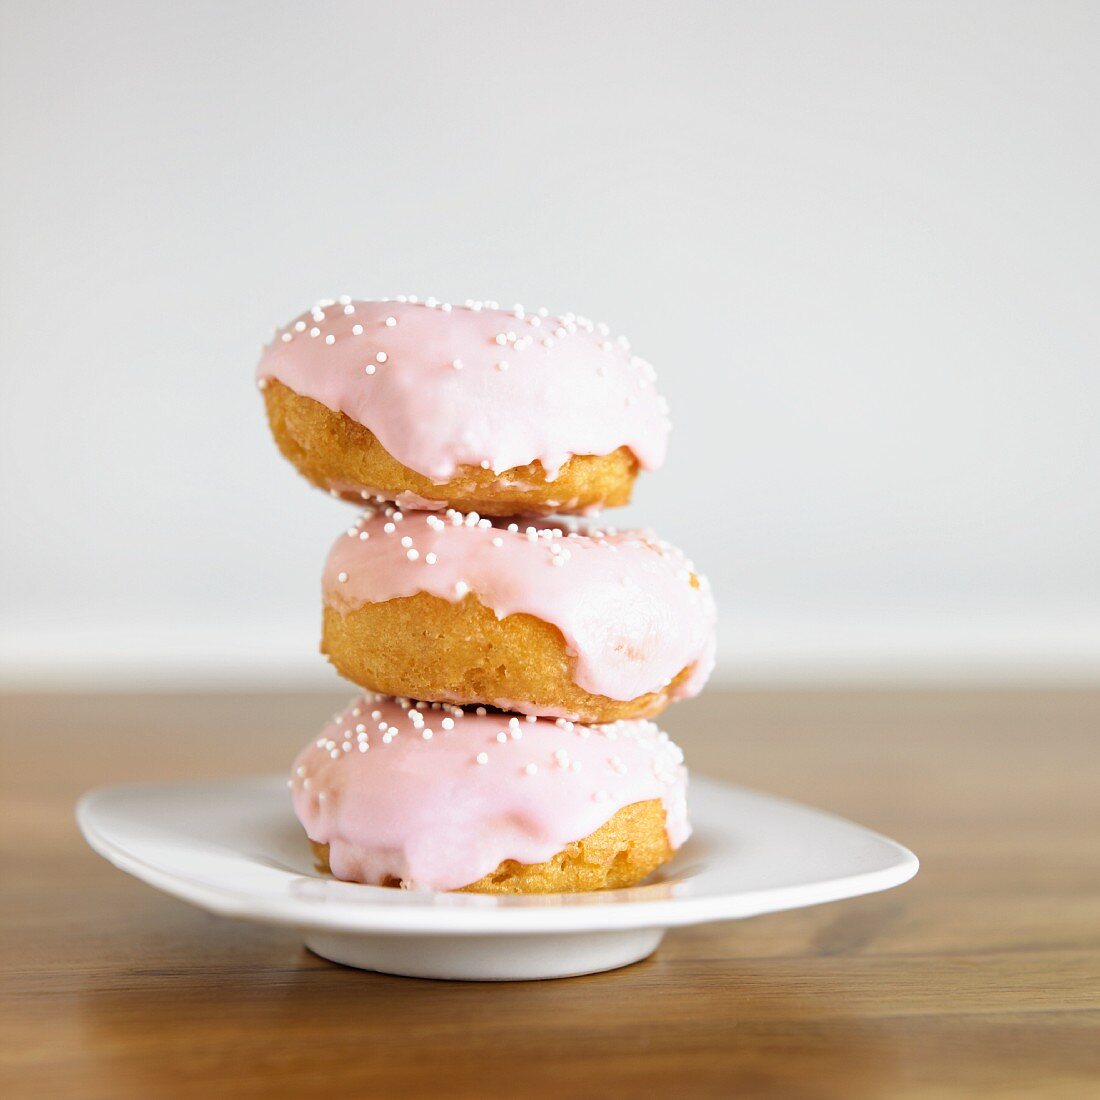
[2,1,1098,687]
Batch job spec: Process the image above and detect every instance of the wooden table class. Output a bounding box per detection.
[2,688,1098,1098]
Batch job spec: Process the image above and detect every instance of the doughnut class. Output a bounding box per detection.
[256,297,670,514]
[290,693,690,893]
[321,507,716,722]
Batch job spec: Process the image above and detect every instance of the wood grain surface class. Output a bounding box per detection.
[2,688,1098,1098]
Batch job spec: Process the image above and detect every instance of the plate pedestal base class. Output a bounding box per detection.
[303,926,665,981]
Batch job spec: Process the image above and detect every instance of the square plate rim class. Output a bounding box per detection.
[76,773,919,936]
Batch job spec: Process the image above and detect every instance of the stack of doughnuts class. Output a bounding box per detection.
[258,296,716,893]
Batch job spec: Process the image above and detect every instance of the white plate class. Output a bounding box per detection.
[77,774,918,981]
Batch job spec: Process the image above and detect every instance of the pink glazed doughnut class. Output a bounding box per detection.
[290,693,690,893]
[257,297,670,514]
[321,506,717,723]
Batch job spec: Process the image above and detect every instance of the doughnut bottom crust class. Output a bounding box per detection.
[263,379,638,515]
[322,593,693,722]
[309,799,674,893]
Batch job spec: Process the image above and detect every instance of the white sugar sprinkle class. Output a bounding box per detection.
[476,752,489,765]
[337,571,348,583]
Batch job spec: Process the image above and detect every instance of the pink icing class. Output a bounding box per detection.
[256,298,670,482]
[290,693,690,892]
[324,508,717,712]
